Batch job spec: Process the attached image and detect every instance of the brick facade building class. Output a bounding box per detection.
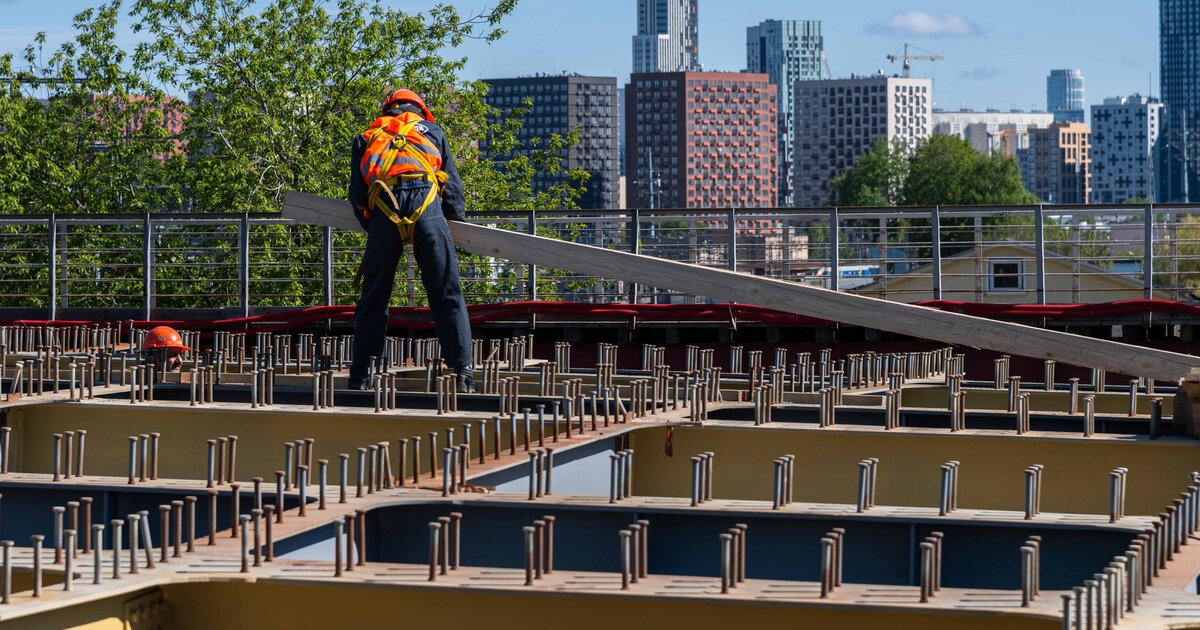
[625,71,777,209]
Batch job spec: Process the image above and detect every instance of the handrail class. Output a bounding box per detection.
[0,202,1194,320]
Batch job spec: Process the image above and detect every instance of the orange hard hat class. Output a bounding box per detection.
[382,88,435,121]
[142,326,189,352]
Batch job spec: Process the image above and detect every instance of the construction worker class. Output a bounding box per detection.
[347,88,474,392]
[142,325,189,373]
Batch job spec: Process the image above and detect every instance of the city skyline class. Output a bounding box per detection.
[0,0,1163,112]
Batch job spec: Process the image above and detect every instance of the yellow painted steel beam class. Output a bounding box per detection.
[15,581,1056,630]
[900,387,1165,416]
[7,403,507,482]
[631,425,1200,516]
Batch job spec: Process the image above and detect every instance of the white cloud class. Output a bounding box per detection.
[872,10,981,38]
[958,66,1003,80]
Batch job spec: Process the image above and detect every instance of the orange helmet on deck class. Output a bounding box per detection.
[381,88,435,121]
[142,326,189,353]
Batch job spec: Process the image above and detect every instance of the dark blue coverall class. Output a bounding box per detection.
[347,105,473,389]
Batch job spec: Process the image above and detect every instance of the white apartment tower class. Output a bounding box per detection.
[932,109,1055,155]
[793,75,932,207]
[747,19,823,206]
[1090,94,1164,203]
[632,0,699,73]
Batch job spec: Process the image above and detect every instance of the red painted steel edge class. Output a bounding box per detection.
[3,299,1198,333]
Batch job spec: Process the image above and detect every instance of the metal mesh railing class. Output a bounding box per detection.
[0,203,1197,319]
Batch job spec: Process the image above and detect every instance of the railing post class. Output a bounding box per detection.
[143,213,153,321]
[239,212,250,317]
[1169,211,1179,301]
[323,226,334,308]
[829,207,839,292]
[974,215,984,302]
[727,208,737,272]
[1144,204,1154,299]
[528,210,537,301]
[1034,204,1046,305]
[931,206,942,301]
[879,217,888,300]
[48,215,57,321]
[628,209,640,304]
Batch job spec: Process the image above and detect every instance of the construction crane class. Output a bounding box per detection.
[886,43,943,78]
[821,51,834,80]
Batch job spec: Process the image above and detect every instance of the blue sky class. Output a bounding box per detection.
[0,0,1162,112]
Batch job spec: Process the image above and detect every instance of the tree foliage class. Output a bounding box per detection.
[0,0,595,308]
[0,4,185,213]
[904,135,1036,206]
[830,136,1110,269]
[831,135,1037,207]
[829,140,907,207]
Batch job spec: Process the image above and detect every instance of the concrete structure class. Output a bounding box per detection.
[1160,0,1200,201]
[853,243,1165,304]
[1018,122,1091,204]
[624,71,777,209]
[482,75,620,210]
[632,0,699,73]
[1046,69,1085,123]
[793,75,932,207]
[1090,95,1164,203]
[931,109,1054,155]
[746,19,823,206]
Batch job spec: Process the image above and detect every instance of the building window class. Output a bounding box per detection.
[988,260,1025,291]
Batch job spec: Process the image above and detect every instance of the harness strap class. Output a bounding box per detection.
[368,178,439,244]
[363,117,443,244]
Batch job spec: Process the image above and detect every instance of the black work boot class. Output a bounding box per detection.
[457,372,477,394]
[346,373,370,391]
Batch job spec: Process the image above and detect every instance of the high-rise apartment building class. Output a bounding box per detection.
[624,71,777,209]
[632,0,699,73]
[482,75,620,209]
[932,109,1054,155]
[1160,0,1200,201]
[1090,95,1163,203]
[793,75,932,207]
[617,87,627,177]
[1047,69,1086,123]
[1019,122,1091,204]
[746,19,823,206]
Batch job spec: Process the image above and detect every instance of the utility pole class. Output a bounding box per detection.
[1182,108,1190,202]
[633,149,661,210]
[647,151,656,210]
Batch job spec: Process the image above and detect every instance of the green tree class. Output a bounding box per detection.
[0,6,185,215]
[903,135,1036,206]
[968,151,1037,205]
[901,135,977,206]
[829,136,1043,266]
[830,140,907,206]
[831,135,1035,208]
[0,4,188,307]
[1,0,593,308]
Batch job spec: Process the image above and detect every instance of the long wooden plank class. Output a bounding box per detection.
[283,191,1200,381]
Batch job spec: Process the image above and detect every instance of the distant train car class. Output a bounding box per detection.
[804,265,880,290]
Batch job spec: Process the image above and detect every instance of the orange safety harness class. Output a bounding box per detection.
[357,111,449,243]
